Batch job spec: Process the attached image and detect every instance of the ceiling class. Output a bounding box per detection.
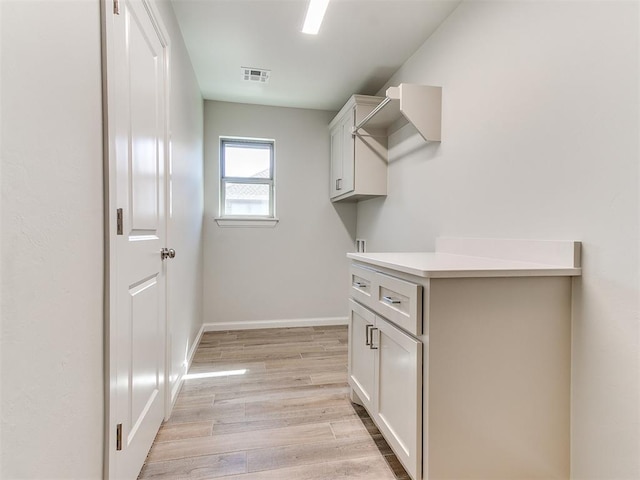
[170,0,461,111]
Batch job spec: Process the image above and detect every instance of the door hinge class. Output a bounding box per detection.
[116,423,123,451]
[113,0,120,15]
[116,208,123,235]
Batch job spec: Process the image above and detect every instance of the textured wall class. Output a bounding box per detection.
[154,0,205,404]
[0,0,204,477]
[357,1,640,477]
[203,101,357,325]
[1,1,104,477]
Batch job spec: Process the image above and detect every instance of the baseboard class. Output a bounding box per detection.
[169,324,205,408]
[203,316,348,332]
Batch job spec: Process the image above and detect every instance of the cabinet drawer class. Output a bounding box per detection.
[373,272,423,336]
[350,264,375,307]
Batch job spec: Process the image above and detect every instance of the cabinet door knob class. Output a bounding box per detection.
[365,324,373,346]
[336,179,342,191]
[382,296,401,305]
[353,281,367,288]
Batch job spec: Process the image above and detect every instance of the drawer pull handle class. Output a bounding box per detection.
[365,324,373,346]
[370,327,379,350]
[353,282,367,288]
[382,296,401,305]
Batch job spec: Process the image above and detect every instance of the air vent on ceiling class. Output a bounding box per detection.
[241,67,270,84]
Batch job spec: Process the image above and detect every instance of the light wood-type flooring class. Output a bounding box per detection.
[139,326,410,480]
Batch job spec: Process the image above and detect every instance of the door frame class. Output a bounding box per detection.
[101,0,172,477]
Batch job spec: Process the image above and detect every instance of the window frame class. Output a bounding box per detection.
[217,137,277,226]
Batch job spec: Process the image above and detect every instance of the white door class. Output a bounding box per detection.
[104,0,170,478]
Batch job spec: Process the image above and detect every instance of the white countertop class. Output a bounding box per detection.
[347,252,582,278]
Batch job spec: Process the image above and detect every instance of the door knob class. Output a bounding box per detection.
[161,248,176,260]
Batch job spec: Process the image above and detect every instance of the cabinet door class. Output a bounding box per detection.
[329,122,343,198]
[340,107,355,194]
[373,317,423,480]
[348,299,376,410]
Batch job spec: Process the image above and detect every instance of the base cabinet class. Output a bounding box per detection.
[348,299,422,480]
[348,261,573,480]
[348,300,375,411]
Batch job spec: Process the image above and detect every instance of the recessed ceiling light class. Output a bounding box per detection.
[302,0,330,35]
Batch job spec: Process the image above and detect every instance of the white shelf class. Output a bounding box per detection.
[353,83,442,142]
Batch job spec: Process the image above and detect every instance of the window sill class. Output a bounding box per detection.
[214,217,279,228]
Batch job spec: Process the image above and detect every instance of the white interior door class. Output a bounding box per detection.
[104,0,170,478]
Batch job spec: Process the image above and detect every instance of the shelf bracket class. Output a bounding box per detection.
[351,84,442,143]
[352,97,393,136]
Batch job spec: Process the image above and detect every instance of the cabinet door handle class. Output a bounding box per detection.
[353,281,367,288]
[336,178,342,191]
[365,324,373,346]
[382,296,401,305]
[370,327,379,350]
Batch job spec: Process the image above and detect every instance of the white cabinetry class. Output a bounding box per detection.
[329,95,387,202]
[347,239,582,480]
[348,299,423,480]
[348,300,375,410]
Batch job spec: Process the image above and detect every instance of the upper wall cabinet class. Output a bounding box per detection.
[329,85,442,202]
[329,95,388,202]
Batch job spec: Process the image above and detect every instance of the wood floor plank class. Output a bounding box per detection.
[146,423,335,463]
[310,371,348,385]
[244,394,352,419]
[165,403,245,426]
[140,326,409,479]
[187,361,267,375]
[179,374,313,397]
[154,421,213,443]
[212,382,350,405]
[258,360,347,374]
[172,394,215,410]
[264,355,349,371]
[138,452,247,479]
[222,456,396,480]
[212,405,360,435]
[204,336,324,348]
[218,351,304,362]
[220,343,327,356]
[246,436,387,473]
[323,343,349,352]
[300,349,347,359]
[330,417,380,438]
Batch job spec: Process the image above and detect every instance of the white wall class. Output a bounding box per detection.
[154,0,205,404]
[0,0,104,477]
[0,0,204,477]
[357,1,639,478]
[203,101,356,326]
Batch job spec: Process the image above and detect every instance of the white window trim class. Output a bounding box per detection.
[214,216,279,227]
[218,137,276,225]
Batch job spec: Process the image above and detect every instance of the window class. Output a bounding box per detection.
[218,138,276,225]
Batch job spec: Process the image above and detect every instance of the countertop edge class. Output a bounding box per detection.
[347,252,582,278]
